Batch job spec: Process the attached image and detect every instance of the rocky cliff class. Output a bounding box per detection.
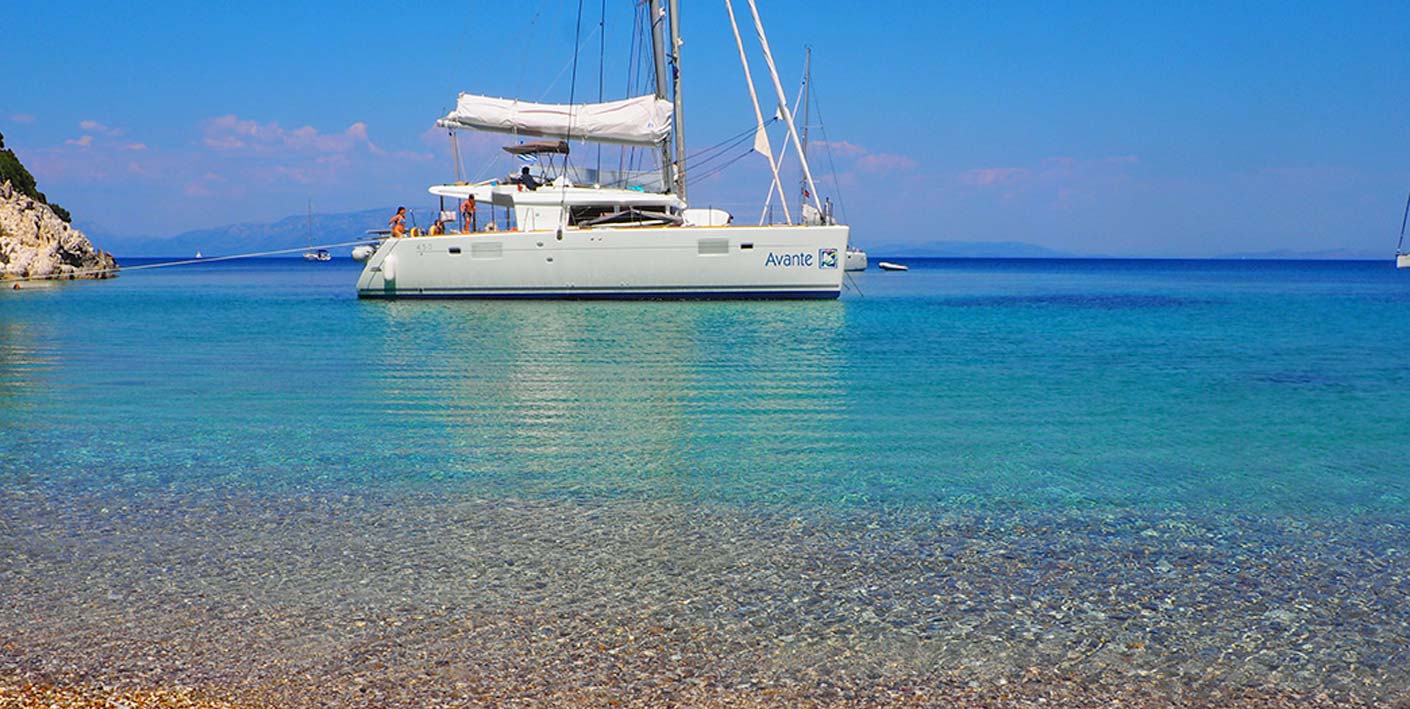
[0,179,117,280]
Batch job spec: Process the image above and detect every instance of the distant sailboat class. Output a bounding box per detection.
[798,47,865,273]
[194,250,203,259]
[1398,189,1410,269]
[302,200,331,262]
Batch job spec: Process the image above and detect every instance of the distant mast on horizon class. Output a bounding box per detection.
[1396,188,1410,269]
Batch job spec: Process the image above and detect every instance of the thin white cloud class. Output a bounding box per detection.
[78,120,123,136]
[959,166,1031,187]
[201,115,381,155]
[182,172,226,197]
[959,155,1140,190]
[9,113,36,124]
[64,135,94,148]
[855,152,918,174]
[811,140,867,159]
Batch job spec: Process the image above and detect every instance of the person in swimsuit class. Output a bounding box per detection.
[389,206,407,237]
[460,195,476,233]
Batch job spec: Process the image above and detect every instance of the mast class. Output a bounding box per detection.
[667,0,687,199]
[744,0,823,214]
[798,46,811,220]
[648,0,673,194]
[723,0,790,225]
[1398,189,1410,254]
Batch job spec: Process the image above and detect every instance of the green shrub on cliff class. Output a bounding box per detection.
[0,131,70,223]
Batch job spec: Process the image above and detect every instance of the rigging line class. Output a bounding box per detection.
[620,2,644,178]
[686,133,756,173]
[690,149,755,184]
[536,22,604,103]
[469,137,499,183]
[1398,189,1410,253]
[515,0,556,101]
[686,119,774,162]
[685,136,752,169]
[688,131,756,168]
[566,0,586,139]
[844,270,864,297]
[596,0,607,178]
[809,81,850,225]
[560,0,587,215]
[761,60,810,224]
[4,239,382,284]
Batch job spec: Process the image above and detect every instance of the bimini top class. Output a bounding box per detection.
[502,140,569,155]
[436,94,673,147]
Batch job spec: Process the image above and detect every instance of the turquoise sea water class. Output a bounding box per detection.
[3,257,1410,703]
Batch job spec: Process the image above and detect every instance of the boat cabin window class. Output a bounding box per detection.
[569,205,681,228]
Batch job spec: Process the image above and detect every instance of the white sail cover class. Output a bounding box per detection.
[437,94,673,146]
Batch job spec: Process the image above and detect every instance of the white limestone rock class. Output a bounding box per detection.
[0,179,117,280]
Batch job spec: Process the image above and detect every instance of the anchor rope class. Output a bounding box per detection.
[4,238,381,284]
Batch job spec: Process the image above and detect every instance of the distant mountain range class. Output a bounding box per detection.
[92,208,398,258]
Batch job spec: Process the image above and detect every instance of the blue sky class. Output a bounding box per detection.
[2,0,1407,256]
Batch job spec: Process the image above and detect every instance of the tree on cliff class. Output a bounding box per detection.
[0,131,70,223]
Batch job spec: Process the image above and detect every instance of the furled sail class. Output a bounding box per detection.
[436,94,673,147]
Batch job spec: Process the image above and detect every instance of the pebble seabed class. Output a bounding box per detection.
[2,488,1407,708]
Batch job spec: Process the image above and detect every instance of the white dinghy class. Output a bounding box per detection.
[877,261,908,272]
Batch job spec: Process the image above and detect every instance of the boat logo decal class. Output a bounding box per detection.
[818,248,838,269]
[764,251,815,268]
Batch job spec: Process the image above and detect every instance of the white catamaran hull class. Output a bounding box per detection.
[355,224,849,299]
[1399,253,1410,269]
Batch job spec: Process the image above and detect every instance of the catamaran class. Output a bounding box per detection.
[351,0,850,299]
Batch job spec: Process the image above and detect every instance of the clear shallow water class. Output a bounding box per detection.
[3,257,1410,704]
[5,258,1408,514]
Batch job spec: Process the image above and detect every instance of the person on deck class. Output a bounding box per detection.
[389,207,407,238]
[517,166,540,191]
[429,218,445,236]
[459,195,477,232]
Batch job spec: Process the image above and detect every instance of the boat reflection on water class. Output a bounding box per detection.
[361,300,847,499]
[0,320,57,406]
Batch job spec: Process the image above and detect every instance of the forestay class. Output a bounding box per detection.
[436,94,673,147]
